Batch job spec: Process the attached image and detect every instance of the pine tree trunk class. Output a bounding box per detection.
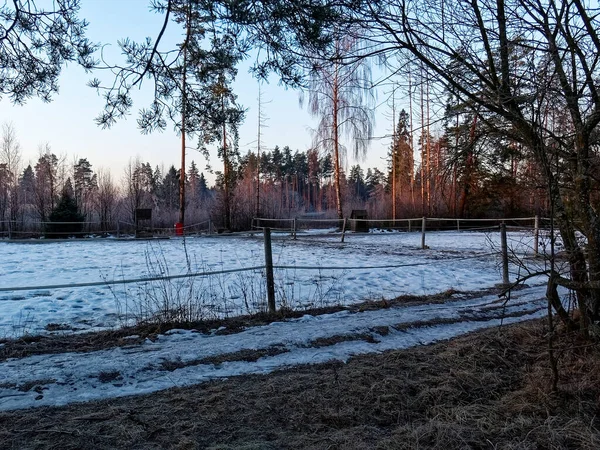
[223,115,230,230]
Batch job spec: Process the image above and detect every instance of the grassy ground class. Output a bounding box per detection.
[1,316,599,449]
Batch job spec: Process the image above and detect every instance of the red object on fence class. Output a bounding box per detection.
[175,222,184,236]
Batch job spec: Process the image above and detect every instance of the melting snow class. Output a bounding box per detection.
[0,229,554,411]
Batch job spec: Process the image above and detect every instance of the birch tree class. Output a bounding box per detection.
[300,35,374,219]
[0,123,21,226]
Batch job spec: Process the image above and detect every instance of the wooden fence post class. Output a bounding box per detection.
[421,217,427,249]
[341,217,348,243]
[500,222,509,285]
[293,217,297,240]
[533,215,539,257]
[263,227,276,313]
[457,219,460,231]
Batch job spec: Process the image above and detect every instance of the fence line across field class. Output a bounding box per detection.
[0,225,518,316]
[1,216,548,241]
[253,215,544,256]
[0,216,546,266]
[0,247,499,295]
[253,216,545,233]
[0,219,214,239]
[0,265,266,293]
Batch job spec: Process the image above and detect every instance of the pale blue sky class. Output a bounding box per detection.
[0,0,401,185]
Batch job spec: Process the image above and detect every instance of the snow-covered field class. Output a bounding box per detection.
[0,230,545,338]
[0,229,555,411]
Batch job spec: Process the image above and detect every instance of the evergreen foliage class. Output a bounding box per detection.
[0,0,96,103]
[45,179,85,239]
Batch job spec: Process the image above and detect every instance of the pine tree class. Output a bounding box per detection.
[34,152,59,222]
[19,165,35,206]
[349,165,367,201]
[188,160,200,203]
[73,158,97,220]
[389,109,414,216]
[160,166,180,211]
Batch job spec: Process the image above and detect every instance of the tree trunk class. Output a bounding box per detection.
[333,62,343,220]
[223,118,230,230]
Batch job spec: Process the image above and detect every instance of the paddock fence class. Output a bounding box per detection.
[253,216,548,254]
[0,219,214,240]
[0,217,558,337]
[253,216,547,234]
[0,222,545,300]
[0,228,510,312]
[0,216,550,241]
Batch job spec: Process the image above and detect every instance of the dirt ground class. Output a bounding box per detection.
[1,317,600,449]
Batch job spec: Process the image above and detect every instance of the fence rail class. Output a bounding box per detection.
[0,224,532,327]
[0,216,550,245]
[0,250,500,293]
[253,216,544,232]
[0,219,214,239]
[251,216,545,253]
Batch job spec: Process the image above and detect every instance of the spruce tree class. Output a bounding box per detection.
[46,179,85,239]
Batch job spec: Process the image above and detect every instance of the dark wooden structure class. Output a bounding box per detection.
[135,208,153,238]
[350,210,369,232]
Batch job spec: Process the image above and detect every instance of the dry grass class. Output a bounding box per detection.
[0,308,343,362]
[0,288,490,362]
[149,346,291,372]
[1,318,600,449]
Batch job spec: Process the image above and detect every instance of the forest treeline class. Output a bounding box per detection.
[0,109,548,233]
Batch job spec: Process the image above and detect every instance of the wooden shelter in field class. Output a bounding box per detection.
[135,208,153,238]
[350,210,369,232]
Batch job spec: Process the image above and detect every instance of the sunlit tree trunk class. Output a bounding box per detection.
[332,61,343,219]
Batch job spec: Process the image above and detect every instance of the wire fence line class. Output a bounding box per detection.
[252,216,547,235]
[251,216,546,256]
[0,251,499,294]
[0,216,549,240]
[0,217,537,317]
[0,265,265,293]
[0,217,540,300]
[0,220,213,239]
[253,216,544,226]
